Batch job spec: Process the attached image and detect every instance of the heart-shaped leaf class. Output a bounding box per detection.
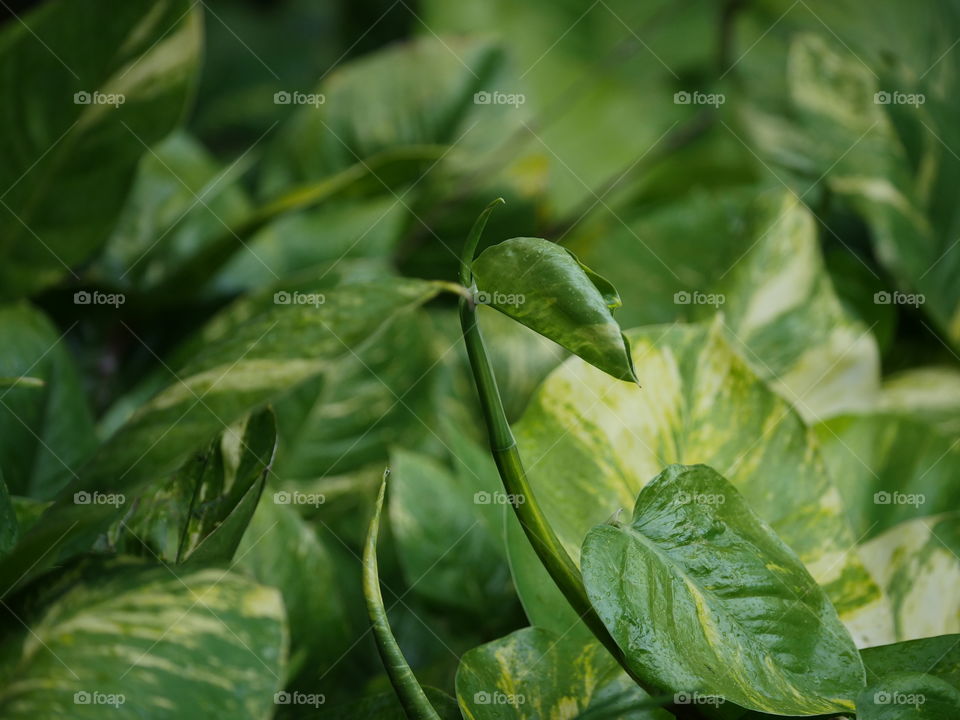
[505,320,888,646]
[471,237,637,382]
[581,463,864,716]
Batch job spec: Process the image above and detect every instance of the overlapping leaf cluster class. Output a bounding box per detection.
[0,1,958,719]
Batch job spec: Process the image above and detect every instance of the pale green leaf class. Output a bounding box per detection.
[859,513,960,641]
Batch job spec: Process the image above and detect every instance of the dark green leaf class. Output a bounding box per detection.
[857,672,960,719]
[471,237,638,382]
[0,304,96,499]
[0,0,202,297]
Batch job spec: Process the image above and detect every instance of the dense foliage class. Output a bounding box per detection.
[0,1,958,718]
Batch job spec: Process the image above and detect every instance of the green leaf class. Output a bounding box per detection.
[506,320,888,646]
[0,304,96,499]
[0,561,286,719]
[94,131,252,295]
[471,237,638,383]
[0,0,202,298]
[259,35,506,197]
[362,474,442,720]
[0,472,17,556]
[456,627,670,720]
[388,448,513,619]
[235,494,353,682]
[182,409,277,563]
[711,191,880,420]
[814,412,960,540]
[879,367,960,437]
[0,278,447,596]
[274,308,439,479]
[744,31,960,349]
[582,464,864,716]
[857,672,960,719]
[859,513,960,641]
[861,635,960,688]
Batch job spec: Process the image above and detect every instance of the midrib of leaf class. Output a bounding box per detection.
[617,521,827,683]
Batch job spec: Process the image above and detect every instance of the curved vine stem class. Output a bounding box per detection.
[457,201,715,720]
[362,470,442,720]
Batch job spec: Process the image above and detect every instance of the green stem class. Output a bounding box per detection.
[362,472,441,720]
[458,203,714,720]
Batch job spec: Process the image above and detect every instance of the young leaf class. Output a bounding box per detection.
[471,237,638,383]
[0,562,286,718]
[581,464,865,716]
[456,627,671,720]
[362,473,441,720]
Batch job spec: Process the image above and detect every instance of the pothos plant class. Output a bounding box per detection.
[359,201,960,720]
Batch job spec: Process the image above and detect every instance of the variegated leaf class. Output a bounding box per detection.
[859,513,960,642]
[814,412,960,540]
[713,191,880,421]
[0,562,286,718]
[582,464,864,716]
[506,319,890,646]
[0,278,446,596]
[456,627,670,720]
